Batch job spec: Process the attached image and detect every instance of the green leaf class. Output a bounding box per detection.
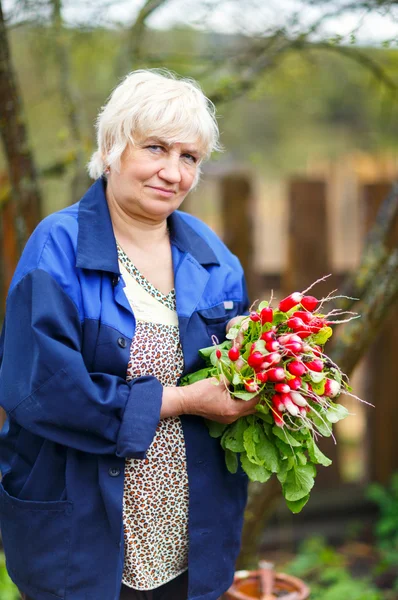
[225,449,238,474]
[199,345,218,358]
[285,494,310,513]
[306,436,332,466]
[277,458,293,483]
[310,379,326,395]
[296,452,307,466]
[272,426,302,447]
[256,433,280,473]
[275,437,295,457]
[309,371,326,384]
[251,339,266,353]
[222,418,247,453]
[244,424,264,465]
[258,300,269,310]
[231,390,258,401]
[272,311,287,325]
[232,372,242,385]
[326,403,349,424]
[310,409,333,437]
[283,464,315,501]
[312,326,333,345]
[240,453,272,483]
[330,367,342,385]
[180,367,212,385]
[206,420,228,438]
[226,326,240,340]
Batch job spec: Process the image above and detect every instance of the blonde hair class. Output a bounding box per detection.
[88,69,221,180]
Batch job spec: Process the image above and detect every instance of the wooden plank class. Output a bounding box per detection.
[363,182,398,485]
[220,174,258,301]
[284,178,340,485]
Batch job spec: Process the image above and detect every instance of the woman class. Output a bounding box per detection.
[0,69,257,600]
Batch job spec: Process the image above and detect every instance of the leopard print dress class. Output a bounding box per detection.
[117,244,189,591]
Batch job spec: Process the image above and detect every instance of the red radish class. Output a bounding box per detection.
[250,312,261,322]
[279,292,302,313]
[292,310,312,324]
[260,331,276,342]
[266,340,280,352]
[312,345,323,357]
[248,351,265,369]
[287,317,306,331]
[261,352,282,368]
[228,347,240,361]
[216,349,222,359]
[308,317,326,333]
[275,383,290,393]
[244,379,259,393]
[267,368,285,382]
[283,341,303,355]
[281,393,300,416]
[287,376,302,391]
[260,307,273,324]
[296,327,311,339]
[256,371,268,383]
[299,406,310,416]
[272,408,285,427]
[301,295,318,311]
[306,359,324,372]
[272,393,285,412]
[289,334,303,344]
[324,378,341,398]
[290,391,308,407]
[287,360,306,376]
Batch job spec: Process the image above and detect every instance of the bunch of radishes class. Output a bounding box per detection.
[182,277,364,508]
[215,281,357,432]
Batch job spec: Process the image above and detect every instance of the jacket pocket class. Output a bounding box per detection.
[197,303,233,343]
[0,479,73,599]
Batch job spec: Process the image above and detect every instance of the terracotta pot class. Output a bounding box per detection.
[223,568,310,600]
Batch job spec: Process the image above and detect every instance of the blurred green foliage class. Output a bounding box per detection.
[367,472,398,587]
[285,537,385,600]
[0,553,19,600]
[1,24,397,214]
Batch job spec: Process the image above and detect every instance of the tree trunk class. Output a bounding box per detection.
[0,0,42,259]
[51,0,89,202]
[0,0,42,428]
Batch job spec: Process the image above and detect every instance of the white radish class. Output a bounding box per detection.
[290,391,308,407]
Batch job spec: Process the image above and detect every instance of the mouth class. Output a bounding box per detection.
[147,186,177,198]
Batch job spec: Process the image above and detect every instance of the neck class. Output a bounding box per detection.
[106,189,168,251]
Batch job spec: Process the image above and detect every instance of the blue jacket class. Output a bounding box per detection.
[0,178,249,600]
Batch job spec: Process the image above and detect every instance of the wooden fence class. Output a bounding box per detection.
[1,173,397,489]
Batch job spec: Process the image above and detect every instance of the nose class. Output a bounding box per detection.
[158,155,182,184]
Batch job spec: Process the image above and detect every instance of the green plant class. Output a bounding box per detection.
[0,553,19,600]
[367,473,398,590]
[284,537,384,600]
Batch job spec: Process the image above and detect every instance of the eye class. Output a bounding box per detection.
[182,153,198,164]
[146,145,164,153]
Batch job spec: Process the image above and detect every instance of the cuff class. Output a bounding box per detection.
[116,375,163,459]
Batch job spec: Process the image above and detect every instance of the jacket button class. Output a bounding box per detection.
[117,337,127,348]
[108,467,121,477]
[112,275,120,286]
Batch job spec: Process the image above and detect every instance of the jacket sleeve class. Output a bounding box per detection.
[0,268,162,458]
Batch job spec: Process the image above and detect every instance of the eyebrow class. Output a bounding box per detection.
[144,136,202,157]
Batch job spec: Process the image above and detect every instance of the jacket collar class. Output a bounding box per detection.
[76,178,219,273]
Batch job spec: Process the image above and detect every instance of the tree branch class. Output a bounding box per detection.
[329,248,398,376]
[334,182,398,312]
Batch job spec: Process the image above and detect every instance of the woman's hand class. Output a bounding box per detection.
[226,314,249,350]
[161,378,258,423]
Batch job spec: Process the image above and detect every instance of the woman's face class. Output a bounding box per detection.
[106,136,202,224]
